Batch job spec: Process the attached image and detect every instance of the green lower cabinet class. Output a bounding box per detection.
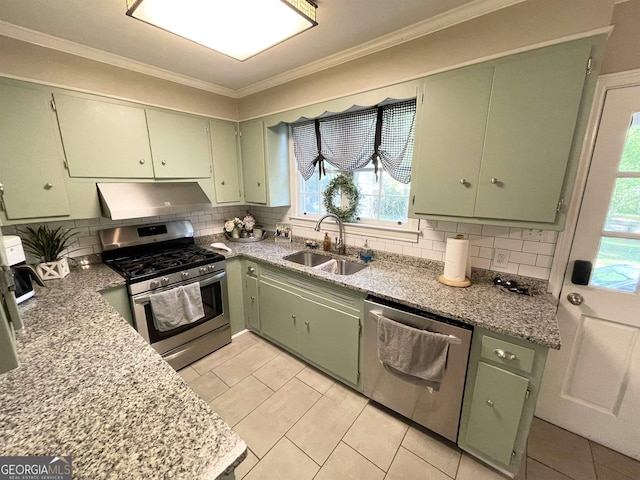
[99,285,134,328]
[245,273,260,331]
[464,362,529,465]
[298,294,360,385]
[259,280,302,353]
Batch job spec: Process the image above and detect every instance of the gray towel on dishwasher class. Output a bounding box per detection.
[150,282,205,332]
[377,315,451,391]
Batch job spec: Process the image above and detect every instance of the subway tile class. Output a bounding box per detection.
[518,264,551,280]
[481,225,511,237]
[468,235,494,248]
[523,241,556,256]
[457,223,483,235]
[421,230,445,242]
[433,241,446,252]
[384,244,403,254]
[494,237,523,251]
[540,230,559,243]
[417,238,434,250]
[469,245,480,257]
[470,257,491,270]
[509,228,523,239]
[509,251,537,266]
[536,255,553,268]
[491,262,519,275]
[436,221,458,231]
[402,246,421,258]
[421,249,444,261]
[479,247,494,259]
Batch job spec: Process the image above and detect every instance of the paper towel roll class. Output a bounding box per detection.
[443,236,469,282]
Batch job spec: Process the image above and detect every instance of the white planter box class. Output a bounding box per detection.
[36,258,70,280]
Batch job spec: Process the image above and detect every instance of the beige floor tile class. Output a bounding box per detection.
[177,365,199,383]
[343,403,410,472]
[401,425,460,477]
[244,438,319,480]
[456,454,508,480]
[314,442,385,480]
[527,418,596,480]
[385,446,452,480]
[234,449,259,480]
[213,342,278,387]
[252,352,306,391]
[191,332,258,375]
[526,458,573,480]
[591,442,640,479]
[233,378,321,458]
[187,371,228,402]
[295,365,334,394]
[208,375,274,426]
[594,462,635,480]
[287,382,368,464]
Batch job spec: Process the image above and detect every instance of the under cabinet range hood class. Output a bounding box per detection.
[97,182,212,220]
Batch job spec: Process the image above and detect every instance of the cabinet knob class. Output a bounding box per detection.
[250,296,255,301]
[305,321,310,326]
[494,348,518,361]
[161,160,167,166]
[44,183,53,189]
[221,180,225,186]
[491,177,499,185]
[248,267,255,274]
[292,314,296,321]
[459,178,468,186]
[486,399,494,407]
[139,159,145,165]
[257,181,261,187]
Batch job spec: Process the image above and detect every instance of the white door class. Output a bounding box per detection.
[536,85,640,460]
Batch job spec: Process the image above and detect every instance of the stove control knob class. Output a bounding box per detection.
[150,280,160,289]
[181,271,189,279]
[208,265,216,272]
[199,266,208,274]
[161,277,170,286]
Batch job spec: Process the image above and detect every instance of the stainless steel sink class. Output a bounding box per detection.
[283,251,333,267]
[283,251,368,275]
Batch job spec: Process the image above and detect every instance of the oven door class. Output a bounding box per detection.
[132,271,229,355]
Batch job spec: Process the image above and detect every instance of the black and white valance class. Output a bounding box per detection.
[291,99,416,184]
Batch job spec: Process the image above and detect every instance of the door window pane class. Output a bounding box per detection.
[619,113,640,172]
[604,178,640,234]
[591,237,640,292]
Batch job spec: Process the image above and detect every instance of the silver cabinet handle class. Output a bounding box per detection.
[304,321,310,326]
[567,292,584,305]
[494,348,517,361]
[460,178,466,185]
[291,314,296,322]
[250,296,255,301]
[491,177,499,184]
[161,160,167,166]
[44,183,53,189]
[486,399,494,407]
[139,159,145,165]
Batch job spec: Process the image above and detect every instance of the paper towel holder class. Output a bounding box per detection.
[438,234,472,287]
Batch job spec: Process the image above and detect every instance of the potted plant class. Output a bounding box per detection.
[18,225,78,280]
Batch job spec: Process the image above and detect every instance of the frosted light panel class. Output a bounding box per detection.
[128,0,316,61]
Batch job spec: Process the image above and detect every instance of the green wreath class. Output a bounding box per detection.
[323,173,359,222]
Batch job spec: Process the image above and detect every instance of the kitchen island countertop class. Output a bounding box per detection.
[207,237,561,349]
[0,265,246,480]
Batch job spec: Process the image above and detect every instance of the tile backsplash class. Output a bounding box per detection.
[4,205,557,281]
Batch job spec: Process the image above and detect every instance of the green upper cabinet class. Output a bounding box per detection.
[474,42,591,222]
[146,109,212,179]
[240,119,267,204]
[410,38,598,228]
[0,83,70,219]
[53,92,154,178]
[210,119,242,203]
[239,119,290,207]
[411,66,493,218]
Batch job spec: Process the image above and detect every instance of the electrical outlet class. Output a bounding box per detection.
[493,249,510,268]
[522,229,544,240]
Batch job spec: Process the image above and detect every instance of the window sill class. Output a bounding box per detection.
[289,216,420,243]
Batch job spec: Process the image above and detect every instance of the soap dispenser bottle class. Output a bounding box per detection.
[323,233,331,252]
[360,239,373,262]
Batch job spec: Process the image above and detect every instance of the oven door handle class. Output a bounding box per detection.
[133,271,226,305]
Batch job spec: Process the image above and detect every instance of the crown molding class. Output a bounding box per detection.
[0,20,239,98]
[0,0,523,100]
[235,0,526,97]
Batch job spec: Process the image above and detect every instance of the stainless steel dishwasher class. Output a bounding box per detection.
[363,297,473,442]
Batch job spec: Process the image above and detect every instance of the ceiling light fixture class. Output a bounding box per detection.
[125,0,317,62]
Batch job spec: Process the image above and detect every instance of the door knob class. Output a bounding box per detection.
[567,292,584,305]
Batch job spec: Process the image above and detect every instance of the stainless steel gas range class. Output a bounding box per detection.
[99,220,230,370]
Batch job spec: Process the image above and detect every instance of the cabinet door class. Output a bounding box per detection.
[245,274,260,331]
[210,119,241,203]
[0,84,70,219]
[411,66,493,217]
[259,280,301,353]
[475,42,591,221]
[240,120,267,204]
[465,362,529,465]
[146,109,212,178]
[54,93,154,178]
[300,294,360,385]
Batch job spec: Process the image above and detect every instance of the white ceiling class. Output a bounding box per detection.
[0,0,520,97]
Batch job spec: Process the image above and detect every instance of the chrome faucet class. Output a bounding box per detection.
[314,214,346,254]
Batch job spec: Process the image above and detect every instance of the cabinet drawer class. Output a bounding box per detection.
[481,336,535,374]
[246,261,258,276]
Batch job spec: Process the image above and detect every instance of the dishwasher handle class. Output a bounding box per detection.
[369,310,463,345]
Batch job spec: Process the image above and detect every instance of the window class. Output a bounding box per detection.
[292,99,415,226]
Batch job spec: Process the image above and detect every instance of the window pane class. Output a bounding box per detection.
[302,194,322,214]
[620,113,640,172]
[354,170,378,195]
[381,171,410,196]
[604,178,640,234]
[380,196,409,222]
[358,195,379,219]
[303,175,320,193]
[591,237,640,292]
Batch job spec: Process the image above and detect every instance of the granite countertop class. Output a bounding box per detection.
[205,237,561,349]
[0,265,246,480]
